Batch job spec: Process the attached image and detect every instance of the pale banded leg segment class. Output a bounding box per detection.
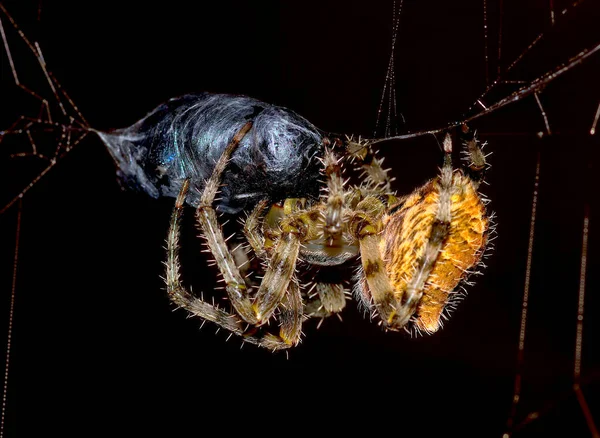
[397,135,453,317]
[277,277,303,345]
[195,121,258,324]
[252,229,300,324]
[304,282,347,318]
[171,121,303,345]
[321,148,345,242]
[354,135,454,330]
[242,199,269,261]
[242,198,304,337]
[166,180,300,349]
[460,124,487,187]
[345,136,395,197]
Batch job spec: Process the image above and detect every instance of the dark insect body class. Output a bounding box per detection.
[96,92,490,349]
[98,93,324,214]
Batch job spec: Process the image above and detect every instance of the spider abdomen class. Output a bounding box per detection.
[382,172,489,333]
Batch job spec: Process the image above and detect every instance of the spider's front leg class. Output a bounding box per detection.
[195,122,304,339]
[166,180,300,350]
[166,121,303,348]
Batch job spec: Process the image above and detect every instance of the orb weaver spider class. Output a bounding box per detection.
[164,120,490,350]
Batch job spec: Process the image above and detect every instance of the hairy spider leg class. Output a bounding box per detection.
[303,283,347,319]
[460,124,487,188]
[242,199,270,261]
[244,198,348,322]
[196,121,303,342]
[355,133,489,332]
[353,135,455,330]
[251,203,302,326]
[277,277,303,345]
[194,121,259,324]
[242,197,305,343]
[346,137,396,198]
[321,148,345,243]
[165,180,299,350]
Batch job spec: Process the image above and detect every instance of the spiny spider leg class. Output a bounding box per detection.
[252,210,301,324]
[277,277,303,345]
[353,135,455,329]
[346,136,395,198]
[243,199,269,261]
[460,124,486,187]
[321,148,345,242]
[166,180,299,350]
[195,121,302,335]
[192,119,301,327]
[304,282,347,318]
[398,136,454,319]
[195,121,259,324]
[240,189,303,343]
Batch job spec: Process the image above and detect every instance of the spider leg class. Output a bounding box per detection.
[304,282,346,318]
[166,180,301,349]
[346,136,395,198]
[195,121,259,324]
[241,199,304,343]
[396,135,454,316]
[278,276,303,345]
[252,214,301,325]
[243,198,269,261]
[321,147,345,242]
[353,136,454,330]
[460,124,487,188]
[196,121,302,328]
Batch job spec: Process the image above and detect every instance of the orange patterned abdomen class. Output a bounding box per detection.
[382,173,489,333]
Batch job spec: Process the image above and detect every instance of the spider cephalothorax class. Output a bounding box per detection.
[164,118,490,349]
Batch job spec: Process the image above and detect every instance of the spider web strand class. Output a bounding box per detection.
[374,0,402,137]
[572,206,599,437]
[496,0,504,77]
[534,93,552,136]
[483,0,490,85]
[503,150,541,436]
[590,100,600,135]
[467,0,590,118]
[368,39,600,146]
[0,199,21,438]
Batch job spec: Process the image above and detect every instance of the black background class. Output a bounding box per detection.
[1,1,599,436]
